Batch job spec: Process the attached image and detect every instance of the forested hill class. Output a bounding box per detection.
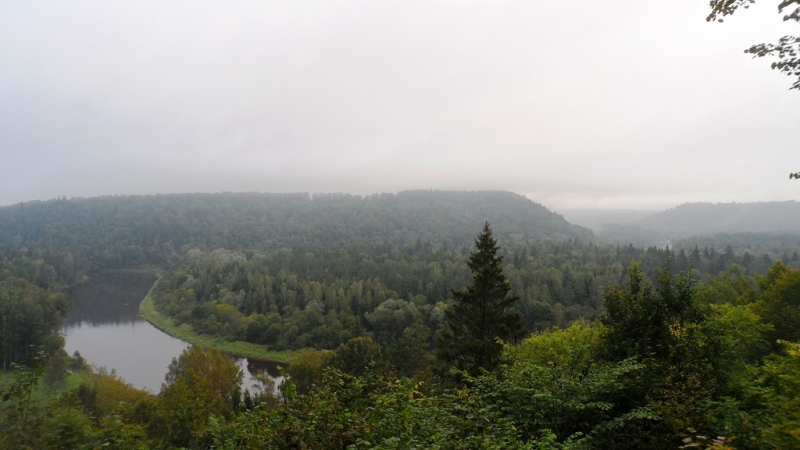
[7,193,800,448]
[639,201,800,235]
[0,191,590,271]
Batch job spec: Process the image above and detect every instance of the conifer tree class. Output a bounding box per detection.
[437,222,523,377]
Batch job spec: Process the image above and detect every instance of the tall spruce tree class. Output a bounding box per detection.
[437,222,524,377]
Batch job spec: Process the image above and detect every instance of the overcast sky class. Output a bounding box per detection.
[1,0,798,210]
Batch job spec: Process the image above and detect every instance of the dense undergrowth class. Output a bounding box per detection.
[3,256,800,449]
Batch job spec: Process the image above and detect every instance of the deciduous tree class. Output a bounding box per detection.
[151,346,243,447]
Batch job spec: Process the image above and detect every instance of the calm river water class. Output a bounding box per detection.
[63,272,283,394]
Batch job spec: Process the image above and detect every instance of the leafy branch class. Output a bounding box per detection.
[708,0,800,89]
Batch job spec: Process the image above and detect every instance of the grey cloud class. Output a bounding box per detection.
[1,0,798,208]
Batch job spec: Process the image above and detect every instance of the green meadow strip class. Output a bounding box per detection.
[0,368,92,403]
[138,278,296,364]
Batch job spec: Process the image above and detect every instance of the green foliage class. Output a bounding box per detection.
[599,260,700,365]
[596,260,750,448]
[745,341,800,447]
[494,323,652,444]
[5,192,699,363]
[151,240,656,357]
[385,320,434,377]
[694,265,758,305]
[145,221,778,362]
[209,366,540,450]
[76,370,153,422]
[0,362,45,448]
[278,366,297,406]
[151,346,243,447]
[43,350,70,390]
[153,371,226,447]
[0,277,68,369]
[5,192,800,447]
[0,361,153,450]
[673,232,800,275]
[438,222,523,377]
[702,340,800,449]
[139,289,297,362]
[708,0,800,90]
[752,261,800,347]
[331,336,384,376]
[0,191,590,276]
[163,346,243,408]
[0,259,798,449]
[706,303,772,370]
[287,348,335,394]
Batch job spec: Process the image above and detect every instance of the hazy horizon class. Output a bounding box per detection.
[6,189,799,214]
[2,1,798,209]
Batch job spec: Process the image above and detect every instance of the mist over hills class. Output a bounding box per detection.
[567,201,800,248]
[8,191,798,260]
[640,201,800,235]
[0,191,591,269]
[558,209,662,233]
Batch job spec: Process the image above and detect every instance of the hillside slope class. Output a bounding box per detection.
[0,190,591,271]
[639,201,800,236]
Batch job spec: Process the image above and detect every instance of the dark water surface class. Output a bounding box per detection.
[63,272,283,394]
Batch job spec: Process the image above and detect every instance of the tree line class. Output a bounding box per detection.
[3,238,800,448]
[148,233,798,357]
[0,191,590,282]
[2,192,800,448]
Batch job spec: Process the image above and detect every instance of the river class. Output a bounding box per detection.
[63,271,283,394]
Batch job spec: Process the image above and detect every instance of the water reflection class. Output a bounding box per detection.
[63,271,284,394]
[238,358,286,395]
[64,319,189,392]
[66,271,156,326]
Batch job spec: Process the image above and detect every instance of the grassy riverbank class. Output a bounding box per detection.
[0,367,92,403]
[139,280,297,363]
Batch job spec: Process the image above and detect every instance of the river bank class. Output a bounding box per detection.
[138,278,296,364]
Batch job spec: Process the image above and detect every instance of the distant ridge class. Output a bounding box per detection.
[639,201,800,236]
[568,201,800,248]
[0,191,592,262]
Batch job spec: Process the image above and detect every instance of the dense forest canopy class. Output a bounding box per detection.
[1,191,797,357]
[5,249,800,448]
[0,191,589,271]
[2,190,800,448]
